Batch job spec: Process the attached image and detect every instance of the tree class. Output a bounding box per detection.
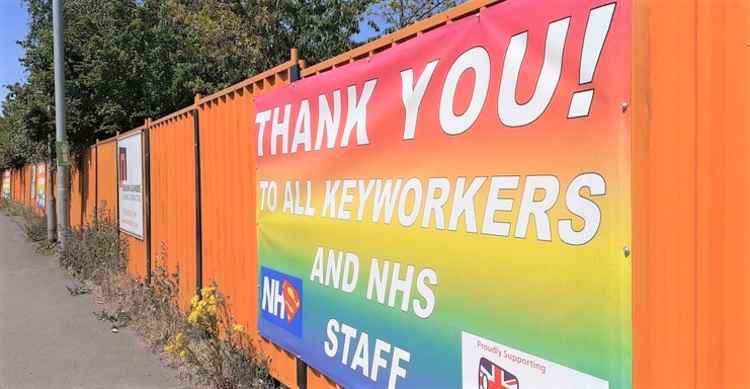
[0,84,48,169]
[367,0,459,34]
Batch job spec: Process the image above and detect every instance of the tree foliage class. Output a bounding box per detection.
[367,0,458,33]
[0,83,49,168]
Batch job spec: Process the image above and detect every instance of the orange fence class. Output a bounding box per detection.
[10,166,27,206]
[2,1,748,388]
[197,56,301,387]
[149,110,197,309]
[69,147,97,228]
[632,1,750,388]
[95,139,118,219]
[69,159,84,228]
[4,163,48,215]
[66,140,117,227]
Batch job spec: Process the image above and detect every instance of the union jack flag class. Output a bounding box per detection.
[479,357,519,389]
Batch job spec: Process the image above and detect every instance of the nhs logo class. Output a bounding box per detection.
[260,267,303,337]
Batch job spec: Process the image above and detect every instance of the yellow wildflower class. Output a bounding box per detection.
[187,310,200,325]
[187,286,225,332]
[232,324,245,333]
[201,286,216,296]
[165,332,188,356]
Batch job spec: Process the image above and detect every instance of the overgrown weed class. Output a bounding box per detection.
[59,212,275,389]
[59,210,126,282]
[0,199,55,254]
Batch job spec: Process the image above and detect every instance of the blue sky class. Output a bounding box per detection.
[0,0,28,103]
[354,17,381,44]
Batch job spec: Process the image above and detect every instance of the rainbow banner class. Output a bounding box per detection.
[255,0,631,388]
[35,163,46,209]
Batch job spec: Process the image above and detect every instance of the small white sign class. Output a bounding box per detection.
[117,133,144,239]
[2,171,10,199]
[461,331,608,389]
[30,164,36,199]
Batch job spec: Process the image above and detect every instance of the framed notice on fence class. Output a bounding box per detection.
[254,0,632,388]
[117,132,145,239]
[2,171,10,200]
[30,164,37,201]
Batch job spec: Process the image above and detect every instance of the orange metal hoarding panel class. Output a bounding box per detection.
[124,233,148,281]
[694,2,750,386]
[69,148,95,228]
[308,367,342,389]
[12,167,27,206]
[25,166,30,207]
[260,341,298,388]
[18,167,26,207]
[18,168,24,203]
[96,141,118,219]
[83,147,97,224]
[21,166,29,208]
[70,160,84,228]
[199,89,260,331]
[150,112,197,309]
[28,165,35,211]
[21,166,31,207]
[17,169,23,203]
[632,1,750,388]
[10,169,21,202]
[8,169,14,201]
[198,62,295,388]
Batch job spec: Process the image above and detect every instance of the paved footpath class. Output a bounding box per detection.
[0,214,181,389]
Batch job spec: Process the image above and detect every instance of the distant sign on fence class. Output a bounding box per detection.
[36,163,46,209]
[1,171,9,200]
[255,0,631,388]
[30,164,37,201]
[118,133,145,239]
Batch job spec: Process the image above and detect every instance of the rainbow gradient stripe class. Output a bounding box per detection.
[256,0,632,387]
